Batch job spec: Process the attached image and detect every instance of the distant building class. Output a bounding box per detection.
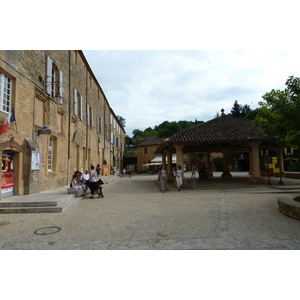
[137,137,166,173]
[0,50,125,198]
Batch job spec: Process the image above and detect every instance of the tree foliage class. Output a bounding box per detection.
[254,76,300,148]
[230,100,252,118]
[117,115,126,128]
[132,120,203,139]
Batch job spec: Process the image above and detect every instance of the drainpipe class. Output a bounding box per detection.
[86,68,89,167]
[67,51,71,185]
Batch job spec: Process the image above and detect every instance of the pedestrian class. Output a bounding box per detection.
[71,174,84,197]
[264,162,269,176]
[82,170,90,194]
[191,165,196,178]
[158,165,168,193]
[207,162,213,179]
[77,172,87,196]
[96,164,101,179]
[175,165,183,191]
[88,165,98,199]
[123,168,126,176]
[127,165,132,178]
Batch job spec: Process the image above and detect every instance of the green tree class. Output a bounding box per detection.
[254,76,300,148]
[230,100,251,118]
[132,129,144,139]
[117,115,126,128]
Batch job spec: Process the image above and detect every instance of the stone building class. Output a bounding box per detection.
[155,112,283,184]
[0,50,125,198]
[137,137,166,173]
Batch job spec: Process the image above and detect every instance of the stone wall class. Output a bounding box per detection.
[0,50,125,196]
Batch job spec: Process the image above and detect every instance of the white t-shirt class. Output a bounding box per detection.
[83,173,89,181]
[90,170,98,182]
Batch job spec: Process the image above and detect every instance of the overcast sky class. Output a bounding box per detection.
[83,50,300,136]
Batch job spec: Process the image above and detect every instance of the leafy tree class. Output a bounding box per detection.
[132,129,144,139]
[131,119,203,139]
[117,115,126,128]
[230,100,251,118]
[254,76,300,148]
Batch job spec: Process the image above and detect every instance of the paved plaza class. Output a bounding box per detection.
[0,172,300,250]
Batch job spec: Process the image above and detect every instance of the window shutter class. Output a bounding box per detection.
[80,96,83,120]
[59,71,63,97]
[73,88,78,116]
[46,56,52,95]
[87,104,90,126]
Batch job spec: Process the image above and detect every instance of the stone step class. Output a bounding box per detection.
[0,200,58,207]
[0,194,82,214]
[0,206,63,214]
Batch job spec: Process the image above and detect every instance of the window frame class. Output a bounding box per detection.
[48,137,54,171]
[0,72,12,113]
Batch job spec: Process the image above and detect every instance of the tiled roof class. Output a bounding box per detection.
[138,137,166,146]
[155,114,271,154]
[172,115,264,143]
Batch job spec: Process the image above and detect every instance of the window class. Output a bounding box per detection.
[73,88,82,119]
[96,115,101,134]
[0,72,12,113]
[111,131,114,144]
[87,104,92,127]
[89,75,92,89]
[285,147,293,155]
[74,51,78,65]
[46,56,63,100]
[51,64,59,97]
[48,137,54,171]
[144,147,148,154]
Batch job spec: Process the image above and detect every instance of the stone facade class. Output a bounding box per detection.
[0,50,125,198]
[137,138,166,173]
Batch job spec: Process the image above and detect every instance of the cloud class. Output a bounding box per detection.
[83,50,300,136]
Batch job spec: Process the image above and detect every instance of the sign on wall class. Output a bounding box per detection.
[102,165,109,176]
[31,151,40,170]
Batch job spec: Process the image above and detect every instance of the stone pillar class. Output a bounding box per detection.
[174,144,184,169]
[221,148,232,179]
[206,151,213,179]
[166,150,173,181]
[249,141,264,184]
[162,153,166,169]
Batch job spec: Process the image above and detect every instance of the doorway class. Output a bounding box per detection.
[1,151,14,198]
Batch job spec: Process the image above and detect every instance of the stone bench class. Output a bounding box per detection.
[67,187,76,194]
[278,197,300,221]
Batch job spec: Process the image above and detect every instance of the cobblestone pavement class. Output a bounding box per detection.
[0,172,300,250]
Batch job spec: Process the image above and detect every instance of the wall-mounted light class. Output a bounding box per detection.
[45,76,63,105]
[38,125,51,135]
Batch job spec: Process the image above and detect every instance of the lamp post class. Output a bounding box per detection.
[45,77,63,105]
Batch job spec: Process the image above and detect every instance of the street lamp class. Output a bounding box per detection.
[45,77,63,105]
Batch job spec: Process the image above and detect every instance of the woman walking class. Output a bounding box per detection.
[175,165,183,191]
[158,166,168,193]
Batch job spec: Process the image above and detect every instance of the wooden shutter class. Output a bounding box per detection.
[80,96,83,120]
[46,56,52,95]
[87,104,90,126]
[74,88,78,116]
[59,71,63,100]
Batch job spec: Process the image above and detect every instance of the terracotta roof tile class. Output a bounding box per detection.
[155,115,269,154]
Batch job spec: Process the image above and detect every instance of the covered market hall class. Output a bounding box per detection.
[154,110,284,185]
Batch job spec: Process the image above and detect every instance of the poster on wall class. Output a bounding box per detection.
[1,151,14,195]
[102,165,109,176]
[31,151,40,170]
